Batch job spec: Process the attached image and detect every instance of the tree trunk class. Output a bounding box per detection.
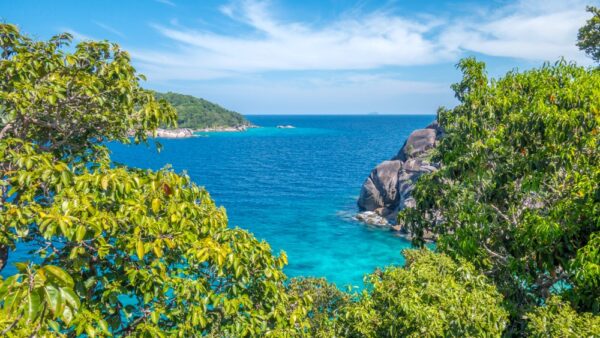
[0,244,8,272]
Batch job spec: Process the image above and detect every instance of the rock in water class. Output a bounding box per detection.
[355,211,390,226]
[154,128,194,138]
[357,121,442,229]
[357,160,402,216]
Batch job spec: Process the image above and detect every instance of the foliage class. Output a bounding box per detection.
[154,92,251,129]
[286,277,350,337]
[0,24,176,158]
[578,6,600,63]
[399,58,600,324]
[0,24,308,337]
[337,249,508,338]
[526,296,600,337]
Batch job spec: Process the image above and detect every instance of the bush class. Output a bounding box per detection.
[286,277,350,337]
[527,296,600,337]
[337,249,508,337]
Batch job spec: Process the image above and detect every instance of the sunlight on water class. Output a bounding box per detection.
[6,115,435,287]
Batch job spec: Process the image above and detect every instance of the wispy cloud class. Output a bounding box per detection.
[61,28,94,41]
[439,0,593,63]
[131,0,453,80]
[155,0,176,7]
[93,21,125,38]
[131,0,594,81]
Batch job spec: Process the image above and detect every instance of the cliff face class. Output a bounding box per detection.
[356,121,442,229]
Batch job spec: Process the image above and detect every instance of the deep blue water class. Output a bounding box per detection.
[111,115,435,287]
[5,115,435,288]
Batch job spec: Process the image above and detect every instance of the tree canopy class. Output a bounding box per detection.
[399,58,599,331]
[154,92,251,130]
[0,24,308,337]
[338,249,508,338]
[578,6,600,63]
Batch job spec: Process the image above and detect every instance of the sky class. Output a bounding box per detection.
[1,0,598,115]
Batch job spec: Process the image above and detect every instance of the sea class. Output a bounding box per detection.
[6,115,436,288]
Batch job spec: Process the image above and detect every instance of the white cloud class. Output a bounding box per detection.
[155,0,176,7]
[131,0,596,81]
[439,0,594,64]
[61,28,94,41]
[93,21,125,38]
[131,0,453,80]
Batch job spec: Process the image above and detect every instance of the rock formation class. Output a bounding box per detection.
[357,121,442,231]
[154,128,194,138]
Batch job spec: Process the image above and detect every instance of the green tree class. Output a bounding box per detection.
[399,58,599,328]
[154,92,251,130]
[577,6,600,63]
[286,277,350,337]
[0,24,308,337]
[526,296,600,337]
[337,249,508,338]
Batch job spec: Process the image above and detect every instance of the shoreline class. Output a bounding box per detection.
[153,125,258,138]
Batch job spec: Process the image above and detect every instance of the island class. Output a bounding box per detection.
[153,92,255,137]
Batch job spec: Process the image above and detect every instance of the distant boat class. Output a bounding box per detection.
[276,125,295,129]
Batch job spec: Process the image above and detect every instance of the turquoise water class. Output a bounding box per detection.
[112,115,434,287]
[5,115,435,288]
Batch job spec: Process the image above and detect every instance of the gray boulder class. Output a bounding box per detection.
[357,160,402,214]
[356,121,442,228]
[393,128,437,161]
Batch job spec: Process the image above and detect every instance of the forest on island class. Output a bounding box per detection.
[154,92,250,130]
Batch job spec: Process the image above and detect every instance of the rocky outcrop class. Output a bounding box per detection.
[356,121,442,232]
[355,211,389,226]
[155,128,194,138]
[197,125,253,132]
[151,125,257,138]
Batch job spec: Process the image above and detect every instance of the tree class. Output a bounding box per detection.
[337,249,508,338]
[286,277,350,337]
[577,6,600,63]
[399,58,600,328]
[0,24,309,336]
[526,296,600,337]
[154,92,250,130]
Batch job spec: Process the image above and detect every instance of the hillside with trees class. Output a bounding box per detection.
[154,92,251,130]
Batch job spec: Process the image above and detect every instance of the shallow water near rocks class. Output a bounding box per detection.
[6,115,435,288]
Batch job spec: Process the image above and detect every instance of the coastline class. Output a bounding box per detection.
[153,124,258,138]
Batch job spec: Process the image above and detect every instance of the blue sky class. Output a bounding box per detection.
[2,0,598,114]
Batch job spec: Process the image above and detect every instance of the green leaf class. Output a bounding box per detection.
[14,262,29,273]
[43,265,74,288]
[26,290,42,322]
[75,225,86,241]
[151,198,161,214]
[44,285,63,315]
[136,240,145,260]
[60,287,80,310]
[62,305,73,325]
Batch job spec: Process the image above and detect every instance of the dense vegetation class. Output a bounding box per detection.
[154,92,251,130]
[0,25,306,336]
[1,6,600,336]
[398,58,600,334]
[578,6,600,63]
